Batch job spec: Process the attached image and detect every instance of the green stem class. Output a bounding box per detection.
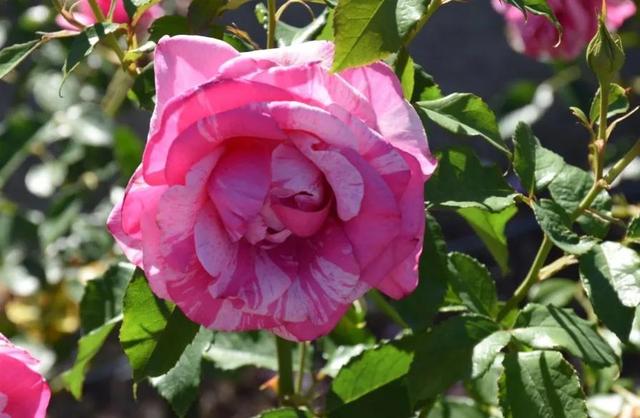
[404,0,442,45]
[369,290,410,329]
[498,138,640,321]
[595,81,609,179]
[497,236,553,321]
[276,336,294,401]
[102,69,134,117]
[87,0,126,63]
[267,0,277,49]
[296,342,307,394]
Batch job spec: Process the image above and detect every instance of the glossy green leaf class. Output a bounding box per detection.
[448,252,498,317]
[412,64,442,101]
[511,304,618,368]
[417,93,509,155]
[512,122,565,195]
[626,216,640,244]
[426,148,517,212]
[327,339,413,417]
[580,242,639,340]
[533,199,598,255]
[504,0,560,28]
[472,330,511,379]
[123,0,161,19]
[470,354,503,407]
[0,39,40,79]
[394,214,449,330]
[528,278,577,307]
[332,0,428,71]
[589,83,629,124]
[150,328,213,418]
[63,23,120,80]
[120,271,200,381]
[408,315,499,403]
[391,48,414,100]
[457,205,517,274]
[426,397,490,418]
[63,317,120,399]
[275,9,329,46]
[148,15,190,42]
[256,409,313,418]
[80,262,134,332]
[500,351,587,418]
[548,164,611,238]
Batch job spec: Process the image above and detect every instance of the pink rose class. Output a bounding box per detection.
[492,0,636,60]
[56,0,164,33]
[107,36,436,341]
[0,334,50,418]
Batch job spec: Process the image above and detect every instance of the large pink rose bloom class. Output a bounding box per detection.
[107,36,436,341]
[493,0,636,60]
[56,0,163,32]
[0,334,50,418]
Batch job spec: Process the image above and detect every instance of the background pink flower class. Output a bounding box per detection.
[108,36,437,341]
[0,334,50,418]
[56,0,164,33]
[492,0,636,60]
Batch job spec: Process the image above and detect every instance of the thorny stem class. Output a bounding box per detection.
[498,138,640,321]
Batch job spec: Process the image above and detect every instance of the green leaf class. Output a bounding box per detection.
[626,216,640,244]
[590,83,629,124]
[394,214,449,330]
[412,64,442,101]
[512,122,565,195]
[426,397,490,418]
[548,164,611,238]
[500,351,587,418]
[504,0,560,29]
[408,315,499,403]
[203,331,308,371]
[150,328,213,418]
[0,40,40,79]
[448,252,498,317]
[416,93,509,155]
[321,344,369,378]
[528,278,577,307]
[255,409,313,418]
[457,205,517,274]
[120,271,200,381]
[533,199,598,255]
[275,9,329,47]
[472,330,511,379]
[129,64,155,110]
[580,242,639,340]
[63,317,120,399]
[331,0,427,71]
[511,304,618,368]
[187,0,226,32]
[425,147,517,212]
[327,339,413,418]
[80,262,134,332]
[469,354,503,406]
[149,15,190,42]
[63,23,120,80]
[123,0,161,20]
[114,126,144,179]
[391,48,414,100]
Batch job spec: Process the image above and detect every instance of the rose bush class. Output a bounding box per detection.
[107,36,437,341]
[493,0,636,60]
[0,334,50,418]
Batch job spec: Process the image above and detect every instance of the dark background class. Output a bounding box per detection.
[1,0,639,417]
